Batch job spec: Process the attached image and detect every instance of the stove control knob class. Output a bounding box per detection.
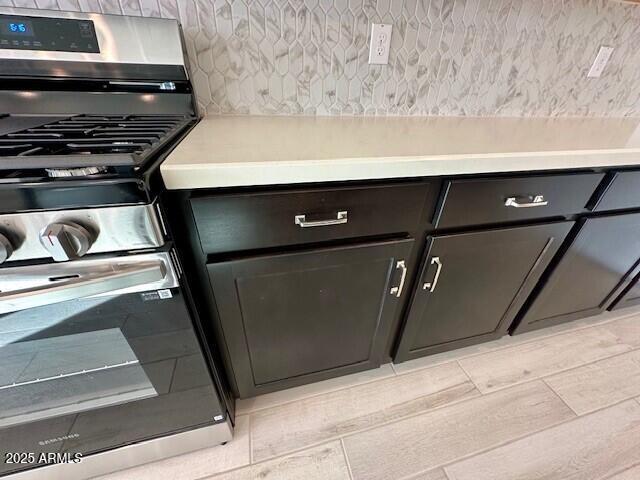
[40,222,94,262]
[0,233,13,264]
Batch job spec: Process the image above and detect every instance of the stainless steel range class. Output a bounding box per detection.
[0,7,232,480]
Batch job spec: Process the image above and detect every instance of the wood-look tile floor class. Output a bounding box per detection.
[96,307,640,480]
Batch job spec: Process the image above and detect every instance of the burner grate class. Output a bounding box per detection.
[0,144,44,156]
[0,114,188,158]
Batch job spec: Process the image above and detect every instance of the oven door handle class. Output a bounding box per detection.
[0,261,166,314]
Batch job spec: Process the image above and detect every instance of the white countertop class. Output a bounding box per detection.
[161,116,640,190]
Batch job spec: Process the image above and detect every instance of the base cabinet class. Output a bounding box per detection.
[169,172,632,397]
[394,221,574,362]
[512,212,640,334]
[208,238,415,398]
[610,273,640,311]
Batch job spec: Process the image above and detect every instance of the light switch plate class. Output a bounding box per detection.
[587,46,614,78]
[369,24,392,65]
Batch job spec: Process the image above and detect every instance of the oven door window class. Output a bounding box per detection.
[0,251,223,459]
[1,320,156,428]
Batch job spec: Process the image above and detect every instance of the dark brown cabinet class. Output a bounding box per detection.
[191,181,435,254]
[592,170,640,212]
[208,238,415,398]
[166,169,630,397]
[610,272,640,311]
[394,221,574,362]
[512,212,640,334]
[435,173,603,229]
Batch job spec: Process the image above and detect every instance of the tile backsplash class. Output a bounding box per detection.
[5,0,640,117]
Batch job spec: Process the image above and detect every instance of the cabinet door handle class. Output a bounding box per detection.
[504,195,548,208]
[294,211,348,228]
[389,260,407,297]
[423,256,442,293]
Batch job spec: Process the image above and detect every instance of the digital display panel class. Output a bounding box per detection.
[3,20,33,36]
[0,15,99,53]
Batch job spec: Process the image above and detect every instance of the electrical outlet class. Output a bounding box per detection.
[369,24,392,65]
[587,46,614,78]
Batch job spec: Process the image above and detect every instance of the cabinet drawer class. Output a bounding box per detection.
[435,173,604,229]
[593,170,640,212]
[191,182,435,254]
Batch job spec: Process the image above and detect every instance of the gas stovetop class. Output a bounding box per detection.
[0,113,193,176]
[0,6,197,210]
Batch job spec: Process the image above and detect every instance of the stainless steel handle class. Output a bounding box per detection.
[423,256,443,293]
[294,211,348,228]
[504,195,548,208]
[389,260,407,297]
[109,81,176,90]
[0,261,166,314]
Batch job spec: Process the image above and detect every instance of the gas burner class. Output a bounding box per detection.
[0,114,190,169]
[45,166,108,178]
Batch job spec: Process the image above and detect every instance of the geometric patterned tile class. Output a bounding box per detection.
[15,0,640,117]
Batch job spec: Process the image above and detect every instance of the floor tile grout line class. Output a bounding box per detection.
[244,325,626,420]
[245,357,477,418]
[455,314,632,366]
[392,404,577,480]
[238,369,397,416]
[455,359,483,393]
[253,381,640,476]
[472,396,640,470]
[251,343,640,466]
[541,377,581,416]
[288,381,489,454]
[472,343,640,396]
[244,357,478,419]
[539,392,640,421]
[340,438,355,480]
[602,462,640,480]
[399,396,640,480]
[238,310,640,415]
[197,439,355,479]
[403,468,453,480]
[166,383,640,479]
[376,311,640,381]
[251,385,482,465]
[99,311,640,479]
[391,309,640,375]
[249,339,640,467]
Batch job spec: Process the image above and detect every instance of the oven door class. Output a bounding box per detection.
[0,251,226,476]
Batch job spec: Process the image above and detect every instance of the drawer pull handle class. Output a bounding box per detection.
[294,211,348,228]
[390,260,407,297]
[423,256,442,293]
[504,195,548,208]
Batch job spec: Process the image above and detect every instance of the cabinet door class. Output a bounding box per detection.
[513,213,640,334]
[394,222,573,362]
[208,238,414,398]
[610,272,640,311]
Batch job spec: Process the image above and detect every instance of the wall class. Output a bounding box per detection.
[4,0,640,117]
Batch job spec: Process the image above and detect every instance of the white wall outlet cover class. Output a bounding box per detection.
[587,46,614,78]
[369,24,392,65]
